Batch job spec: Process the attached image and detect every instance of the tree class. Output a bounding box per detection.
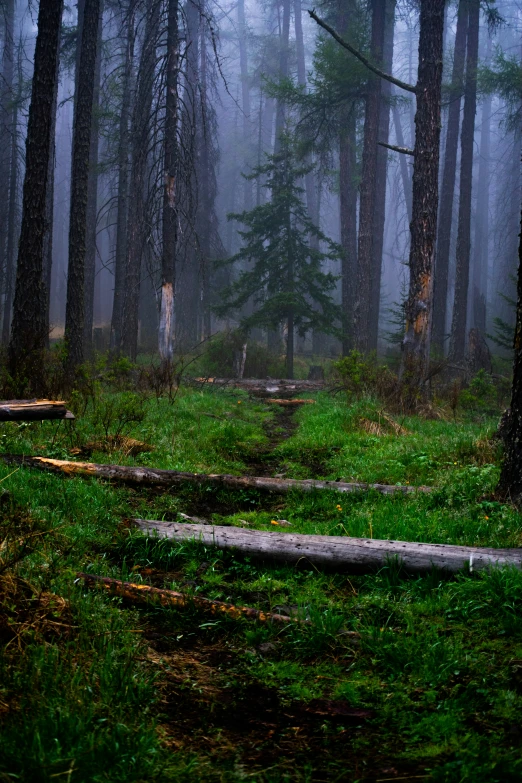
[215,137,340,379]
[159,0,180,362]
[449,0,480,362]
[431,0,468,354]
[8,0,64,394]
[64,0,102,378]
[310,0,446,389]
[497,203,522,501]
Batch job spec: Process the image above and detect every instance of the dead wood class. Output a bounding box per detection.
[0,399,74,421]
[265,399,316,406]
[132,520,522,574]
[0,454,431,496]
[77,572,298,623]
[189,378,325,398]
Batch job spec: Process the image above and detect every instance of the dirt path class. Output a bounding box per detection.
[242,404,299,477]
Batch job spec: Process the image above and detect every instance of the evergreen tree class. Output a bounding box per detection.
[216,137,340,379]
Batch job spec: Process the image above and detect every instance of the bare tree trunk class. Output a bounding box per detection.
[449,0,480,362]
[369,0,396,352]
[0,0,15,329]
[8,0,64,395]
[43,37,60,347]
[294,0,317,225]
[431,0,468,354]
[472,36,492,336]
[122,0,158,360]
[159,0,180,362]
[83,0,104,356]
[64,0,101,378]
[340,109,357,355]
[1,98,17,346]
[111,2,136,354]
[354,0,385,353]
[497,204,522,501]
[391,98,412,222]
[237,0,252,211]
[399,0,445,387]
[199,15,212,342]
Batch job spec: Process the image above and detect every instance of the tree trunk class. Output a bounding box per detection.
[294,0,317,225]
[497,204,522,501]
[340,109,357,355]
[134,520,522,575]
[1,97,18,345]
[199,16,212,342]
[472,90,491,335]
[83,0,104,356]
[122,0,158,360]
[391,98,412,222]
[399,0,445,387]
[0,453,430,496]
[449,0,480,363]
[354,0,386,353]
[274,0,291,147]
[0,0,15,330]
[111,2,136,354]
[369,0,396,353]
[64,0,101,378]
[43,37,60,348]
[431,0,468,355]
[8,0,64,395]
[159,0,180,362]
[237,0,252,211]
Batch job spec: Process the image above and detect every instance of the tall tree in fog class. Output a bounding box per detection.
[122,0,159,360]
[354,0,385,353]
[449,0,480,362]
[311,0,445,385]
[369,0,396,352]
[64,0,102,377]
[84,1,104,356]
[159,0,180,362]
[8,0,64,393]
[432,0,468,355]
[111,0,136,354]
[238,0,253,211]
[274,0,291,147]
[0,0,15,335]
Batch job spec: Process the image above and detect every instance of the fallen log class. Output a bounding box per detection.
[188,378,325,398]
[265,399,316,406]
[0,454,430,496]
[132,519,522,574]
[77,572,296,623]
[0,399,74,421]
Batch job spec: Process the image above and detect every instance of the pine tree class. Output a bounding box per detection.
[216,137,340,379]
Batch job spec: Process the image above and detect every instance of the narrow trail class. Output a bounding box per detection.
[241,403,299,477]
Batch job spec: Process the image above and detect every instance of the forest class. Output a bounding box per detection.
[0,0,522,780]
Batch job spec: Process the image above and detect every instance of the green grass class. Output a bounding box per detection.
[0,387,521,781]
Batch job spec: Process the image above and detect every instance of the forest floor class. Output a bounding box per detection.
[1,384,522,781]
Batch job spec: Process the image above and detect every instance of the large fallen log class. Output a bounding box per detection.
[77,572,297,623]
[132,519,522,574]
[0,399,74,421]
[188,378,325,398]
[0,454,430,496]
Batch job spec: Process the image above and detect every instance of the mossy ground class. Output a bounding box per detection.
[0,385,521,781]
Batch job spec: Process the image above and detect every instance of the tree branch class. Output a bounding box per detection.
[379,141,415,156]
[308,9,418,95]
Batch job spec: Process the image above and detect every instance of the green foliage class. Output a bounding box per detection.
[92,391,147,439]
[480,49,522,131]
[197,330,286,378]
[460,370,506,415]
[333,350,397,400]
[215,136,341,362]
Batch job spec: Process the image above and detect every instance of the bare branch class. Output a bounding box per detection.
[379,141,415,156]
[308,9,417,95]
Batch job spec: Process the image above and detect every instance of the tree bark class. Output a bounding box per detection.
[472,87,491,335]
[0,0,15,330]
[498,203,522,501]
[273,0,291,148]
[122,0,158,360]
[369,0,396,353]
[391,98,412,222]
[399,0,445,388]
[111,2,136,354]
[43,34,60,348]
[83,0,104,356]
[8,0,64,395]
[238,0,252,211]
[134,520,522,574]
[0,453,432,496]
[340,109,357,355]
[449,0,480,363]
[1,97,18,346]
[64,0,101,378]
[431,0,468,355]
[354,0,386,353]
[159,0,180,362]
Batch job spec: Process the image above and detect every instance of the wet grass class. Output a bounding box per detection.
[0,388,521,780]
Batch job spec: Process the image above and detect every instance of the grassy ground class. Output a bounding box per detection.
[1,385,522,781]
